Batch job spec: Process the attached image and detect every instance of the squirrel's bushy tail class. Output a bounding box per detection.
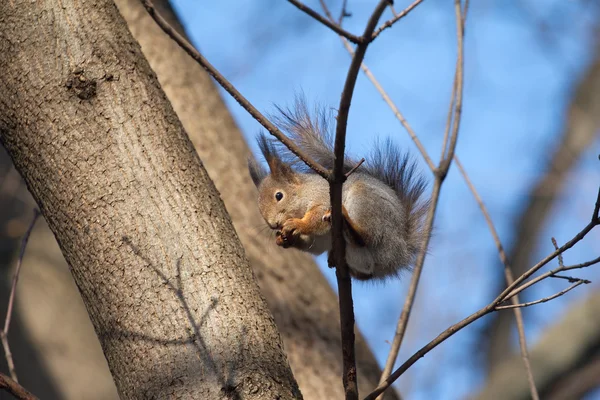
[365,139,430,259]
[273,97,358,172]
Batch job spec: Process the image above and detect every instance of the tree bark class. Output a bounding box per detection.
[114,1,400,398]
[0,1,300,399]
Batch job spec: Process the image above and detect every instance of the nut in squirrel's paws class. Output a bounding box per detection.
[275,230,291,248]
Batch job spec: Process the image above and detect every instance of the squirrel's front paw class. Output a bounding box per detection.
[277,218,303,248]
[281,218,302,236]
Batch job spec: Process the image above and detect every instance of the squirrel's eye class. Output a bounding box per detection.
[275,192,284,201]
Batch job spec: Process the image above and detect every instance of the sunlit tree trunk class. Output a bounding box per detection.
[0,1,300,398]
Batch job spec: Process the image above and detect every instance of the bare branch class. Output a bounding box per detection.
[504,255,600,301]
[454,158,539,400]
[439,72,458,163]
[593,185,600,222]
[495,189,600,304]
[496,280,589,310]
[322,1,537,395]
[436,2,464,178]
[345,158,365,178]
[338,0,350,25]
[0,372,38,400]
[139,0,329,178]
[288,0,362,44]
[320,1,435,171]
[364,219,598,400]
[329,1,392,398]
[1,209,40,382]
[316,1,596,397]
[371,0,425,40]
[552,237,564,267]
[374,2,466,396]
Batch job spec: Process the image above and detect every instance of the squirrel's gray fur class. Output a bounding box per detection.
[249,99,429,280]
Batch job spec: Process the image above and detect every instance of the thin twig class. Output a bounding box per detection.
[0,372,38,400]
[139,0,329,178]
[593,185,600,222]
[319,0,436,171]
[552,274,584,282]
[338,0,350,25]
[454,157,539,400]
[440,69,458,163]
[329,1,391,398]
[496,280,588,310]
[437,1,464,177]
[371,190,600,398]
[345,158,365,178]
[1,209,40,382]
[504,255,600,301]
[495,189,600,304]
[552,237,564,267]
[376,2,465,395]
[288,0,362,44]
[371,0,425,40]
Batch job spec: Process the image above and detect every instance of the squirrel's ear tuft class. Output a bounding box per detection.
[256,132,298,183]
[248,155,267,187]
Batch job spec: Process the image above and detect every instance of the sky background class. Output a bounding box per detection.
[170,1,600,398]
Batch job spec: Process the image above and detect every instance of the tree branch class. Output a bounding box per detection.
[364,215,598,400]
[454,158,539,400]
[287,0,362,44]
[1,209,39,382]
[317,2,594,399]
[329,2,392,398]
[371,0,425,41]
[497,280,589,310]
[139,0,329,178]
[374,2,466,396]
[0,372,38,400]
[494,187,600,304]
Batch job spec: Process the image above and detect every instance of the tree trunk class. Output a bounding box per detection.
[0,1,300,399]
[114,1,400,398]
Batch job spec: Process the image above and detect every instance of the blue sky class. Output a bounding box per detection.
[170,1,600,398]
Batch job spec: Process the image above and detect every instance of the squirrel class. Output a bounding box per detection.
[248,101,429,280]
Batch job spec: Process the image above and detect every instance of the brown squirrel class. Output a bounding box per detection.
[248,101,429,280]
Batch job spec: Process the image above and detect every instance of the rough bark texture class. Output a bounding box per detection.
[0,1,300,399]
[115,1,400,399]
[486,38,600,370]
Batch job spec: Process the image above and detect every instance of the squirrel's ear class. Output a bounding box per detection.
[256,133,300,184]
[267,156,298,183]
[248,155,267,187]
